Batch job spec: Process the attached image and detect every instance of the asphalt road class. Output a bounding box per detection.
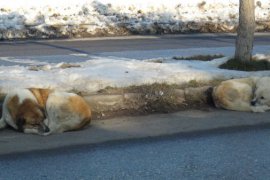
[1,33,270,57]
[1,126,270,180]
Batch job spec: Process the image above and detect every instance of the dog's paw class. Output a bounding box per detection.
[39,131,52,136]
[0,118,7,129]
[251,105,269,113]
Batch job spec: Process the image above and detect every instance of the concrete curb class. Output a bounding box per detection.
[0,109,270,156]
[83,86,213,119]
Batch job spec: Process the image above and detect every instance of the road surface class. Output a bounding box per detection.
[1,126,270,179]
[0,33,270,57]
[1,33,270,66]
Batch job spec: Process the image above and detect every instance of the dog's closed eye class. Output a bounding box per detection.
[31,123,40,126]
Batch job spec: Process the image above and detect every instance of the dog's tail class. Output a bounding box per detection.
[0,117,6,129]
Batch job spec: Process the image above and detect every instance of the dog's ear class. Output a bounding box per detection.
[38,106,46,118]
[16,118,25,132]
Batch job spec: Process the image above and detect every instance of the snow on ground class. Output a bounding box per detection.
[0,0,270,39]
[1,54,270,94]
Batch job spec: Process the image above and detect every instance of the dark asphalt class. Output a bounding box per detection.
[1,33,270,57]
[1,126,270,179]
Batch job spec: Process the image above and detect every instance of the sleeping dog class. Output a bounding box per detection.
[0,88,91,135]
[212,77,270,112]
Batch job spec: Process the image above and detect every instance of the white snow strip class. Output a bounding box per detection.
[1,55,270,94]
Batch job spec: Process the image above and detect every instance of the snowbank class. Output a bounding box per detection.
[0,0,270,39]
[1,56,270,94]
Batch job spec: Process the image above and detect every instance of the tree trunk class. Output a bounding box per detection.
[234,0,255,62]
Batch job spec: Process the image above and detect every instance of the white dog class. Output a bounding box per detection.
[212,77,270,112]
[251,77,270,107]
[0,88,91,135]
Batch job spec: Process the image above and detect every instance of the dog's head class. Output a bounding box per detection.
[251,77,270,106]
[16,99,50,135]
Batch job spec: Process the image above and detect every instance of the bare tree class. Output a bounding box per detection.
[234,0,255,62]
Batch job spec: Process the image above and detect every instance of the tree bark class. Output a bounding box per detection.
[234,0,255,62]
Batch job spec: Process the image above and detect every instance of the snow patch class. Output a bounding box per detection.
[1,55,270,94]
[0,0,270,39]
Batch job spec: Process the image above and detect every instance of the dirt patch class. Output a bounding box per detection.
[172,54,225,61]
[89,81,221,120]
[28,63,81,71]
[97,81,222,95]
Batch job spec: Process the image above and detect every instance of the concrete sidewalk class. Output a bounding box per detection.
[0,109,270,155]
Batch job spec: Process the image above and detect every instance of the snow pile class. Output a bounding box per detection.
[1,56,270,94]
[0,0,270,39]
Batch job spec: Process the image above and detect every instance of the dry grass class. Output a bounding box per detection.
[98,80,223,95]
[219,58,270,71]
[95,80,220,114]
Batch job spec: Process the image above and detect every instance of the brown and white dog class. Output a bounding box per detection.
[0,88,91,135]
[212,77,270,112]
